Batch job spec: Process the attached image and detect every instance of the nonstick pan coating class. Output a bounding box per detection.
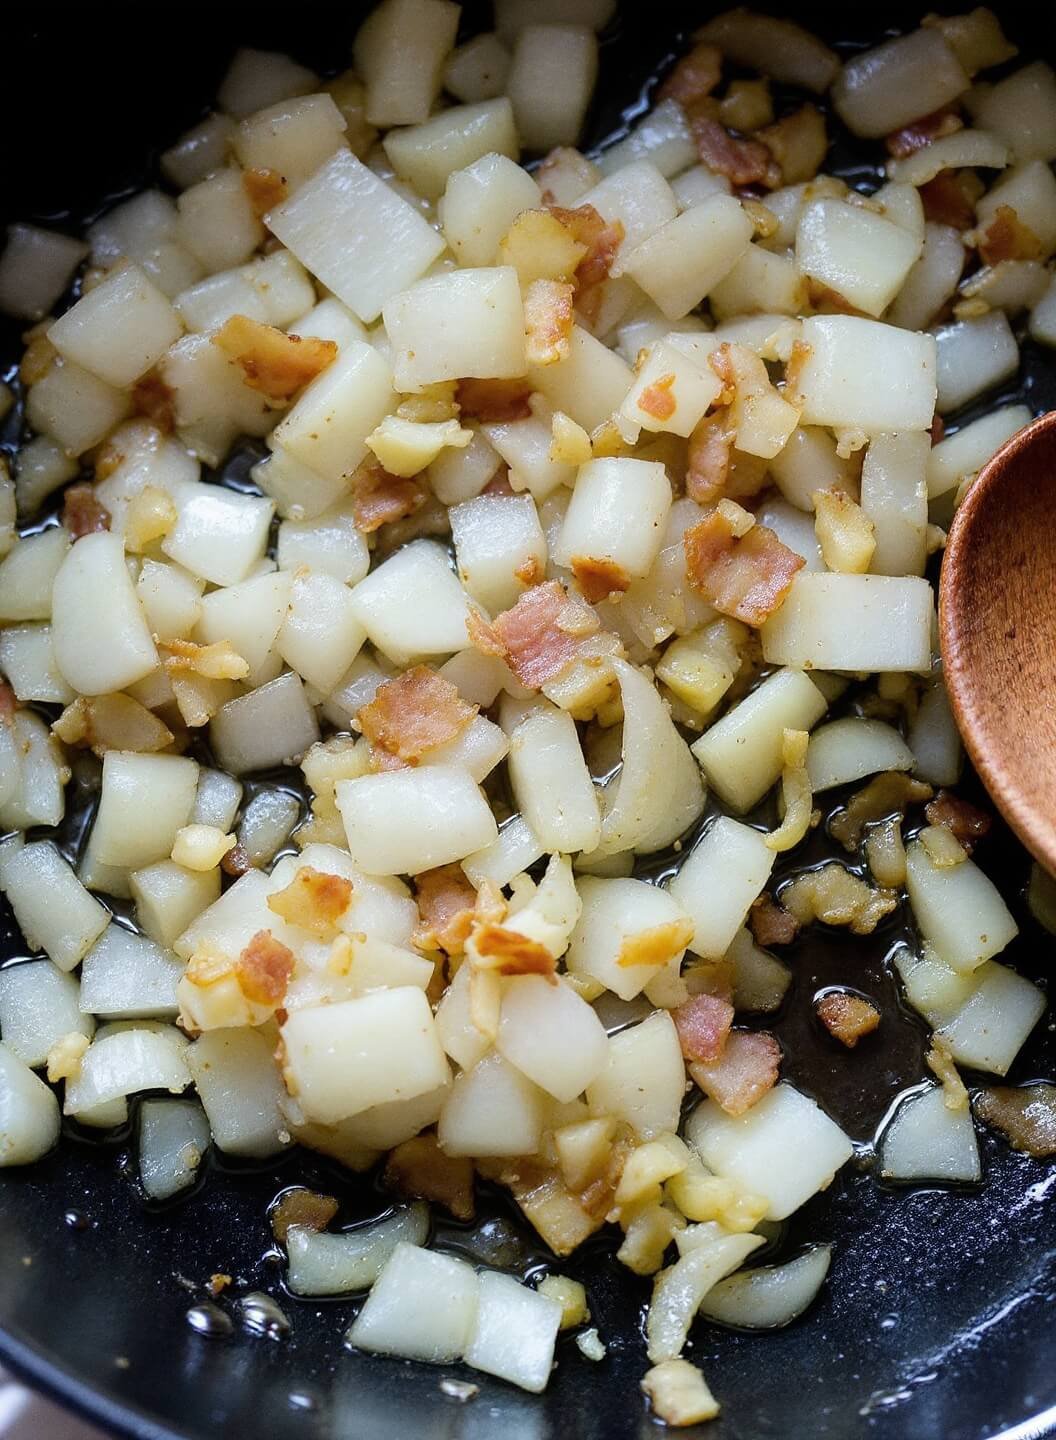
[1,7,1055,1438]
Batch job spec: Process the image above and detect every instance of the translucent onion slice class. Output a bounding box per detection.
[63,1026,191,1116]
[646,1223,764,1362]
[699,1244,832,1330]
[286,1202,430,1296]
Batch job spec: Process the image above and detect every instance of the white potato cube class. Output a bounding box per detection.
[271,339,395,482]
[176,169,263,273]
[210,672,320,774]
[51,533,158,696]
[505,699,601,854]
[348,1243,479,1362]
[761,574,933,672]
[888,221,965,332]
[0,961,91,1067]
[444,34,512,104]
[349,540,474,663]
[0,529,69,623]
[1,841,109,972]
[281,988,449,1125]
[464,1272,562,1393]
[938,962,1046,1076]
[48,263,182,388]
[0,712,65,832]
[25,359,132,457]
[277,503,369,585]
[481,408,575,502]
[385,99,518,201]
[971,62,1056,163]
[832,29,969,139]
[136,561,204,641]
[926,406,1032,500]
[880,1086,980,1183]
[796,200,920,318]
[709,245,807,322]
[217,47,317,118]
[580,161,678,250]
[439,1050,547,1157]
[687,1083,853,1220]
[554,458,671,581]
[792,316,937,434]
[162,485,273,587]
[196,570,292,681]
[933,312,1019,414]
[161,112,236,188]
[529,325,634,433]
[587,1010,685,1139]
[384,267,526,391]
[905,839,1018,974]
[130,861,220,949]
[233,94,348,192]
[337,766,497,875]
[497,976,608,1101]
[691,669,827,812]
[267,150,444,323]
[158,333,274,466]
[187,1027,291,1157]
[619,340,723,439]
[252,447,348,523]
[440,153,540,266]
[0,1044,61,1166]
[976,161,1056,260]
[355,0,460,128]
[506,25,598,151]
[0,625,72,705]
[92,753,199,869]
[599,99,696,180]
[619,196,753,320]
[568,877,693,1001]
[277,571,366,693]
[451,494,546,615]
[79,924,183,1019]
[860,431,929,576]
[667,818,775,960]
[0,223,88,323]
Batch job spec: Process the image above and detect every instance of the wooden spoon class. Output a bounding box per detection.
[940,409,1056,873]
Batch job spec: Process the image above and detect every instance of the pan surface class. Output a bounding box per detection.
[1,7,1056,1439]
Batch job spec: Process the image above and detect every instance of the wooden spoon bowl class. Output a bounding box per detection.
[940,409,1056,873]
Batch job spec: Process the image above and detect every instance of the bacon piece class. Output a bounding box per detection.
[688,113,781,190]
[269,1187,338,1244]
[885,107,963,159]
[548,203,625,293]
[816,991,880,1048]
[686,412,734,503]
[351,460,427,533]
[471,923,557,980]
[690,1030,781,1116]
[570,555,632,604]
[673,993,735,1063]
[242,166,288,217]
[658,42,723,107]
[977,204,1043,264]
[358,665,477,765]
[684,512,803,626]
[413,863,478,955]
[637,373,678,421]
[267,866,353,936]
[221,842,252,878]
[924,790,991,853]
[131,370,176,432]
[457,377,533,423]
[930,415,946,446]
[919,172,977,230]
[0,681,15,728]
[974,1085,1056,1158]
[237,930,295,1007]
[524,278,575,366]
[213,314,336,402]
[748,894,799,947]
[62,484,111,539]
[385,1133,476,1220]
[471,580,590,688]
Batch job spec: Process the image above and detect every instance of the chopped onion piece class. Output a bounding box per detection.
[700,1244,832,1329]
[287,1203,430,1295]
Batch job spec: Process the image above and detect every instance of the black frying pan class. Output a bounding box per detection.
[2,7,1056,1438]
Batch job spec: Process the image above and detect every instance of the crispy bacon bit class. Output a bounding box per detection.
[684,511,803,626]
[548,203,625,294]
[471,580,583,688]
[131,370,176,432]
[618,918,696,971]
[162,638,249,681]
[974,1085,1056,1158]
[673,993,735,1063]
[208,1273,232,1297]
[657,42,723,107]
[267,866,354,936]
[816,991,880,1048]
[570,555,632,604]
[413,863,478,955]
[514,554,544,587]
[919,171,977,231]
[242,166,288,217]
[471,923,557,980]
[930,414,946,446]
[237,930,295,1006]
[748,894,799,947]
[781,864,897,935]
[269,1187,339,1244]
[885,107,964,159]
[351,459,427,533]
[213,314,336,402]
[221,842,252,878]
[688,113,781,189]
[690,1030,781,1116]
[358,665,477,765]
[524,278,575,366]
[924,790,992,853]
[686,412,734,503]
[457,377,533,422]
[978,204,1043,265]
[830,772,934,850]
[637,373,678,421]
[0,681,16,728]
[61,484,111,539]
[385,1133,476,1220]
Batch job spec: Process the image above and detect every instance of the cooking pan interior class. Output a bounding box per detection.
[2,7,1056,1439]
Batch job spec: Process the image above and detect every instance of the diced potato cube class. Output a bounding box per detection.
[506,25,599,151]
[619,196,754,320]
[795,200,921,318]
[791,316,937,434]
[554,458,671,581]
[384,99,518,202]
[271,340,396,482]
[233,94,348,192]
[336,766,497,875]
[440,152,541,266]
[384,267,526,391]
[667,818,775,960]
[761,574,934,673]
[176,169,264,273]
[51,532,158,695]
[348,539,475,663]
